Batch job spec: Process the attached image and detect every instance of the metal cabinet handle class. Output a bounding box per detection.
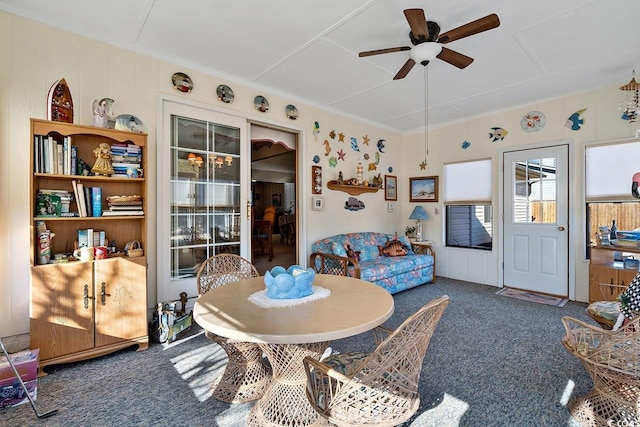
[100,282,111,306]
[83,284,94,309]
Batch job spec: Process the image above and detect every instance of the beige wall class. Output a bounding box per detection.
[399,84,636,301]
[0,12,400,337]
[1,11,636,338]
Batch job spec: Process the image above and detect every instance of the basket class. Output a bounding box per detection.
[127,240,144,257]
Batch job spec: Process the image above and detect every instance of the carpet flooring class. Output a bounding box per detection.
[1,277,592,427]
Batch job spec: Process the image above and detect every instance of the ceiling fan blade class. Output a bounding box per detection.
[437,47,474,69]
[393,59,416,80]
[437,13,500,44]
[359,46,411,57]
[404,9,429,41]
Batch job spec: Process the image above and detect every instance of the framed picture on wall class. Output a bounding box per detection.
[384,175,397,201]
[272,193,281,206]
[409,176,438,202]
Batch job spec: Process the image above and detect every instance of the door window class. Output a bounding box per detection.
[170,116,241,279]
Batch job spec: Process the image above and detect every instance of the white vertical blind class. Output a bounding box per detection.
[444,159,492,203]
[585,141,640,201]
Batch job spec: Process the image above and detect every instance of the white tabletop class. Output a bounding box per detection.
[194,274,394,344]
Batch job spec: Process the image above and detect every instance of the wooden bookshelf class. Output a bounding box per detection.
[29,118,148,373]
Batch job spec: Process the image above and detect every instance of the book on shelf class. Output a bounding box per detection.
[56,142,63,175]
[83,186,92,217]
[91,187,102,217]
[102,210,144,216]
[71,145,77,178]
[78,229,89,248]
[87,228,94,247]
[108,205,143,211]
[34,135,40,173]
[99,230,106,247]
[71,180,81,216]
[76,182,87,217]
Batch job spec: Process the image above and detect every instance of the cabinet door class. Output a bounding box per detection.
[619,269,638,291]
[30,263,95,360]
[589,264,617,302]
[94,257,147,348]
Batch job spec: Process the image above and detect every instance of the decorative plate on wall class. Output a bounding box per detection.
[521,111,546,132]
[172,72,193,93]
[216,85,234,103]
[254,95,269,112]
[286,104,298,120]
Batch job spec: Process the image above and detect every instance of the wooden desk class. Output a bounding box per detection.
[194,274,394,427]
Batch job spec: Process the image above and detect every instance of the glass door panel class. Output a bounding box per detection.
[169,116,242,280]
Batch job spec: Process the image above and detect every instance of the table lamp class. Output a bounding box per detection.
[409,206,429,242]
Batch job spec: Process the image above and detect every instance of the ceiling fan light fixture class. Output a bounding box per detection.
[410,42,442,65]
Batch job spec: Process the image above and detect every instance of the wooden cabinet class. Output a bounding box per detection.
[29,118,148,372]
[589,246,640,303]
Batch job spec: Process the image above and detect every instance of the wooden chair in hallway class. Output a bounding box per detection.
[196,254,271,403]
[253,206,275,261]
[303,295,449,427]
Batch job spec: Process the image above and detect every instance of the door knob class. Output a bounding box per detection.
[557,226,565,231]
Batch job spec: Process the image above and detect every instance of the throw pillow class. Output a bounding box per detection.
[378,239,409,257]
[613,271,640,330]
[331,242,347,257]
[345,244,361,261]
[397,235,414,254]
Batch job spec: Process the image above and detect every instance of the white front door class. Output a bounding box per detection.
[503,145,569,296]
[158,100,249,302]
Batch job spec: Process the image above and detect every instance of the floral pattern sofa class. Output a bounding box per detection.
[309,232,435,294]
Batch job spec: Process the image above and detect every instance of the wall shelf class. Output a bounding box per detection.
[327,180,380,196]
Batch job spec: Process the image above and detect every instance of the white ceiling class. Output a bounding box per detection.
[2,0,639,133]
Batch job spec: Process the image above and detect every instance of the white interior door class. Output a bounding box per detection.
[158,100,249,302]
[503,145,569,296]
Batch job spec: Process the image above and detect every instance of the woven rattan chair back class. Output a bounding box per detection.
[197,253,259,295]
[304,295,449,427]
[562,315,640,425]
[196,254,269,403]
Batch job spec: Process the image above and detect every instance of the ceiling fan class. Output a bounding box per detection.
[359,9,500,80]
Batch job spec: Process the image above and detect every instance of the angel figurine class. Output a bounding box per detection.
[92,142,114,176]
[91,98,115,128]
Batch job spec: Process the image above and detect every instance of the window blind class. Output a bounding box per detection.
[585,141,640,201]
[444,158,492,204]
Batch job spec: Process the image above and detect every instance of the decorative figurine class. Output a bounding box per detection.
[372,173,382,188]
[92,142,114,176]
[91,98,115,128]
[337,171,344,185]
[356,162,363,186]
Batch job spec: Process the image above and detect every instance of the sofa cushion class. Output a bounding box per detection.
[360,245,380,262]
[359,255,433,283]
[331,242,347,257]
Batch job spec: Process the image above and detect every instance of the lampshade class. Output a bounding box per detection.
[409,206,429,221]
[410,42,442,65]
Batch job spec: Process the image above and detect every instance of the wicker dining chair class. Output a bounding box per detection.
[561,315,640,426]
[303,295,449,427]
[196,254,271,403]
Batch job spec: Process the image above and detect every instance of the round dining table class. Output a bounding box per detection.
[194,274,394,427]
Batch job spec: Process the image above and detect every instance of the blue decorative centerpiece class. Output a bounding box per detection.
[264,265,315,299]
